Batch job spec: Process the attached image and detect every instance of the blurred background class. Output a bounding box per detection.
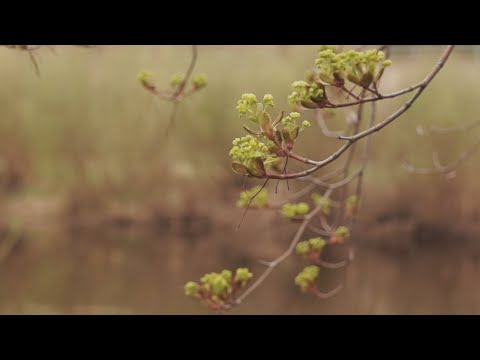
[0,45,479,314]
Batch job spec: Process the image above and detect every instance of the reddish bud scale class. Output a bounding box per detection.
[305,251,321,262]
[330,234,345,245]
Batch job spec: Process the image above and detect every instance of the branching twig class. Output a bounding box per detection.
[402,138,480,176]
[416,120,480,136]
[235,204,324,305]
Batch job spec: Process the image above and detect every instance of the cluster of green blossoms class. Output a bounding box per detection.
[137,70,208,94]
[288,81,327,109]
[281,202,310,218]
[315,48,391,88]
[295,237,327,261]
[236,185,268,209]
[184,268,253,310]
[230,93,311,178]
[229,135,272,177]
[294,265,320,292]
[288,46,393,109]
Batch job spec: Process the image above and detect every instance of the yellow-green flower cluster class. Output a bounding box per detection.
[263,94,274,108]
[236,93,275,125]
[311,193,331,215]
[281,202,310,218]
[288,81,326,107]
[234,268,253,287]
[184,268,254,307]
[236,93,259,116]
[315,48,392,88]
[236,185,268,209]
[229,135,270,164]
[282,112,301,130]
[295,265,320,292]
[300,120,311,131]
[295,237,327,256]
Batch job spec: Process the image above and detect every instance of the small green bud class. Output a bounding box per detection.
[309,237,326,250]
[346,195,358,209]
[296,202,310,215]
[295,241,310,255]
[193,73,208,89]
[170,72,185,87]
[211,275,230,295]
[292,81,309,90]
[295,265,320,292]
[300,120,311,131]
[184,281,200,297]
[290,112,301,120]
[382,60,392,67]
[288,92,300,105]
[241,93,258,105]
[236,102,248,115]
[137,71,155,90]
[221,270,232,282]
[137,70,153,83]
[234,268,253,286]
[263,94,274,108]
[335,226,350,239]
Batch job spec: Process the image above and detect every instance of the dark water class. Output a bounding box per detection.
[0,221,479,314]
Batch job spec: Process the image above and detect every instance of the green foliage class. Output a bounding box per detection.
[236,185,268,209]
[295,265,320,292]
[281,202,310,218]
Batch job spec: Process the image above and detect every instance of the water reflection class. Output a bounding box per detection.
[0,222,479,314]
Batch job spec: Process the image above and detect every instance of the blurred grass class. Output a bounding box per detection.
[0,45,479,223]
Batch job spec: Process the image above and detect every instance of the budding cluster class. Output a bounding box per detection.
[282,202,310,218]
[184,268,253,310]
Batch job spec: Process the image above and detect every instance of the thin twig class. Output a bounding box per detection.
[235,204,324,304]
